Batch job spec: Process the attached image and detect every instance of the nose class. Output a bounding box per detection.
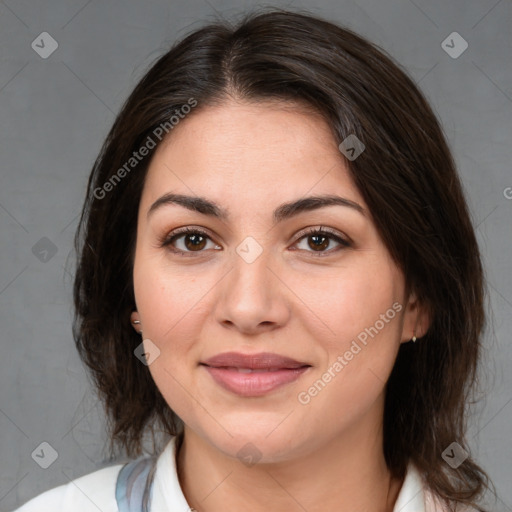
[214,248,291,335]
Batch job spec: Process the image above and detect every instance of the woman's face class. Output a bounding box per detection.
[132,99,420,462]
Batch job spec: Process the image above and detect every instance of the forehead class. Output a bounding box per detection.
[141,100,364,211]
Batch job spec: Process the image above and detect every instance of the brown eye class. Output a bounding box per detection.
[161,227,221,255]
[307,234,330,251]
[182,233,207,251]
[293,228,350,255]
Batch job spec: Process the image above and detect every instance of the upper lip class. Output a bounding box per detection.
[202,352,310,370]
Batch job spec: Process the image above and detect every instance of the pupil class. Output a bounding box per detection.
[185,234,206,251]
[309,235,328,251]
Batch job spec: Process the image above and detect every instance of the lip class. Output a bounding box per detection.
[202,351,309,369]
[201,352,311,397]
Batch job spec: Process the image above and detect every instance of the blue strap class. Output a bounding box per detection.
[115,456,158,512]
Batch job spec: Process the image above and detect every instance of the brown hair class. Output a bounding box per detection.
[73,8,491,511]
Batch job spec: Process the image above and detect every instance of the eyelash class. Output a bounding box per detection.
[158,226,351,258]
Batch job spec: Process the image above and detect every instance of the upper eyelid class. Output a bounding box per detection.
[295,225,349,241]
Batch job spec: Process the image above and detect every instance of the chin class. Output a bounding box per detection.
[198,423,311,465]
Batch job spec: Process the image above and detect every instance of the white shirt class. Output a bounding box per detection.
[12,436,458,512]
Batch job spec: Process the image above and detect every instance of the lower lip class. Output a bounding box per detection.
[202,365,310,397]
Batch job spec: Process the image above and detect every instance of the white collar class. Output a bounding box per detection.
[150,436,430,512]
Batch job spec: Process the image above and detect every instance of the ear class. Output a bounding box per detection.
[130,311,142,334]
[400,291,431,344]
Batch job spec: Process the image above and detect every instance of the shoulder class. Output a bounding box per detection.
[11,463,124,512]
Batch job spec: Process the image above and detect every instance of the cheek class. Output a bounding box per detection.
[133,259,210,424]
[291,255,403,408]
[133,250,214,344]
[288,255,402,349]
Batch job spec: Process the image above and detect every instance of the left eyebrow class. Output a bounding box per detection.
[147,193,366,222]
[273,194,366,222]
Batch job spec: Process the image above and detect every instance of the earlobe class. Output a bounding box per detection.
[400,291,431,344]
[130,311,143,335]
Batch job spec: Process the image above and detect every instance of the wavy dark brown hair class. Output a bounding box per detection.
[73,8,492,511]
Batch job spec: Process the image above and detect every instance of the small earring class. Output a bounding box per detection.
[131,319,143,336]
[411,330,417,343]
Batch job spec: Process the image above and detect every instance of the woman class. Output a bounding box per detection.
[13,8,492,512]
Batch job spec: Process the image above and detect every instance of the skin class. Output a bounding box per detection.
[130,98,429,512]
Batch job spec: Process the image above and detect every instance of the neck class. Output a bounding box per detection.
[176,415,404,512]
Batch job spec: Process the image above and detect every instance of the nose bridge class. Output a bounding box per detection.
[215,237,289,331]
[230,239,274,303]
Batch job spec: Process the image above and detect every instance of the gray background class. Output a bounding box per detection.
[0,0,511,510]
